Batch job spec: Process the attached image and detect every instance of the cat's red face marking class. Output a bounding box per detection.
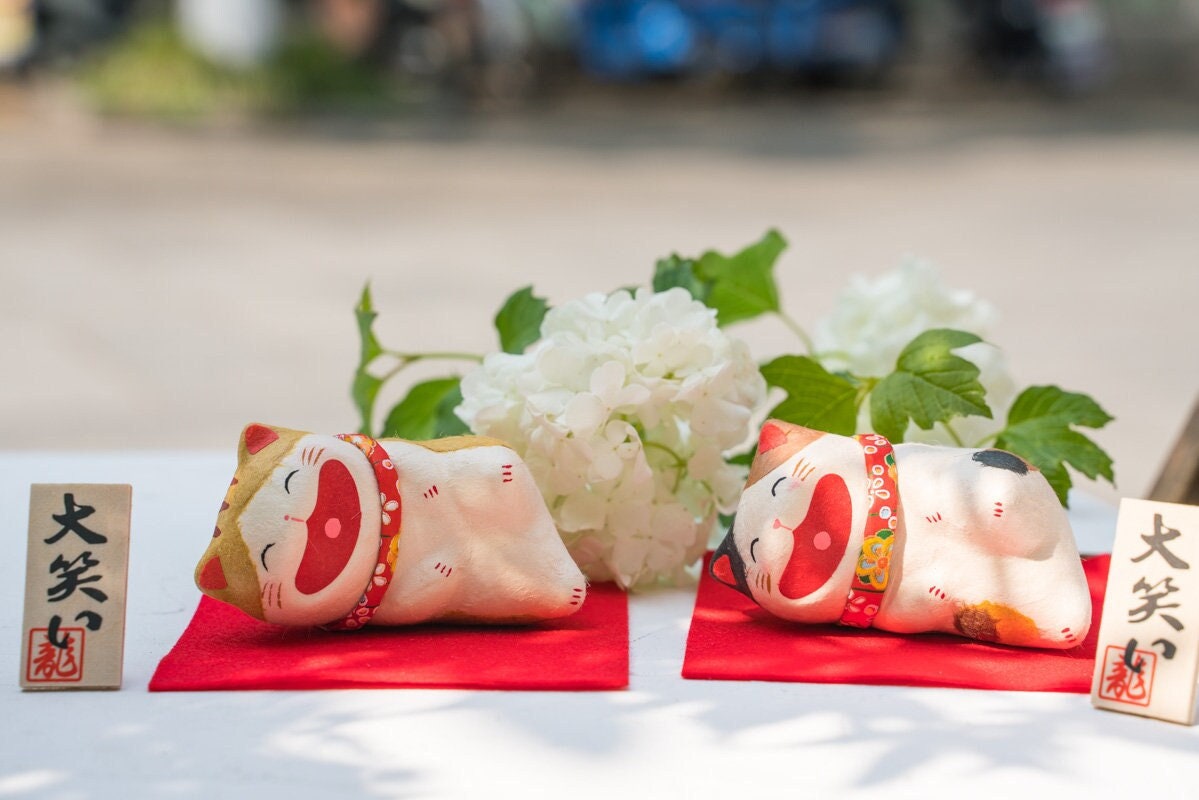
[777,474,853,600]
[294,459,363,596]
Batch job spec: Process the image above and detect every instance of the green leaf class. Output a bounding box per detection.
[693,229,787,326]
[652,255,710,301]
[1004,384,1114,431]
[761,355,861,436]
[994,385,1115,506]
[494,285,548,354]
[869,329,993,443]
[434,382,470,437]
[382,378,469,440]
[352,372,384,437]
[352,283,384,436]
[356,283,383,363]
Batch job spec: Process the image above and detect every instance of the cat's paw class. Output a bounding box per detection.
[433,561,454,578]
[928,585,948,601]
[568,586,585,607]
[501,464,514,484]
[924,511,943,524]
[422,485,440,500]
[992,501,1005,519]
[1061,627,1079,645]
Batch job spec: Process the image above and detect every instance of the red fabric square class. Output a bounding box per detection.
[683,553,1110,692]
[150,583,628,691]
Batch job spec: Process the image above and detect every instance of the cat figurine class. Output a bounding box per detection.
[710,419,1092,649]
[195,423,586,628]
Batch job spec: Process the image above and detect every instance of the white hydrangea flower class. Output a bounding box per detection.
[814,258,1016,446]
[457,287,766,590]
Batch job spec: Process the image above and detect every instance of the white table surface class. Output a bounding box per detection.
[2,452,1196,799]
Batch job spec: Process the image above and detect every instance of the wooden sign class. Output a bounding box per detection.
[1150,398,1199,506]
[1091,498,1199,725]
[20,484,131,690]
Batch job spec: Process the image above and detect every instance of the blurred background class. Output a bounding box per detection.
[2,0,1198,503]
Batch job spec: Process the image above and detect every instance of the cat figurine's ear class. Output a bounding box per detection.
[745,419,826,487]
[194,423,306,620]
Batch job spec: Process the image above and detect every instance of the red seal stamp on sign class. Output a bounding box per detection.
[25,627,85,684]
[1098,644,1156,707]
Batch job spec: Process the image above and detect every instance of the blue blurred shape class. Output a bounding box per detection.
[634,1,695,71]
[577,0,904,80]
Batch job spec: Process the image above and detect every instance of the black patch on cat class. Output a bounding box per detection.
[711,518,753,599]
[972,449,1029,475]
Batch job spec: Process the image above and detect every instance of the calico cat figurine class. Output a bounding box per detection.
[710,419,1092,649]
[195,423,586,629]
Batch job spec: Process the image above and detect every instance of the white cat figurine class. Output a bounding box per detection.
[195,424,586,628]
[711,419,1091,649]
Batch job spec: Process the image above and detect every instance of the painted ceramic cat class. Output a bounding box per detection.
[195,423,586,628]
[711,419,1092,649]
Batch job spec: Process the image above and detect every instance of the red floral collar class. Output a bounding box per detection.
[321,434,402,631]
[838,433,899,629]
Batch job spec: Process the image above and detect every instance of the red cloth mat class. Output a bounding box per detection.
[150,583,628,691]
[683,553,1110,693]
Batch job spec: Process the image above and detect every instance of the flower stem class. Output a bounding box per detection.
[813,349,854,363]
[384,350,484,364]
[643,440,686,468]
[855,376,879,412]
[366,349,485,434]
[941,420,965,447]
[776,311,815,355]
[643,440,688,491]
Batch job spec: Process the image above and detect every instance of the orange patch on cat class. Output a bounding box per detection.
[954,601,1039,644]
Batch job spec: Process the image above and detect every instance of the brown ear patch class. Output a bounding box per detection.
[411,434,510,453]
[196,423,306,621]
[194,526,265,620]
